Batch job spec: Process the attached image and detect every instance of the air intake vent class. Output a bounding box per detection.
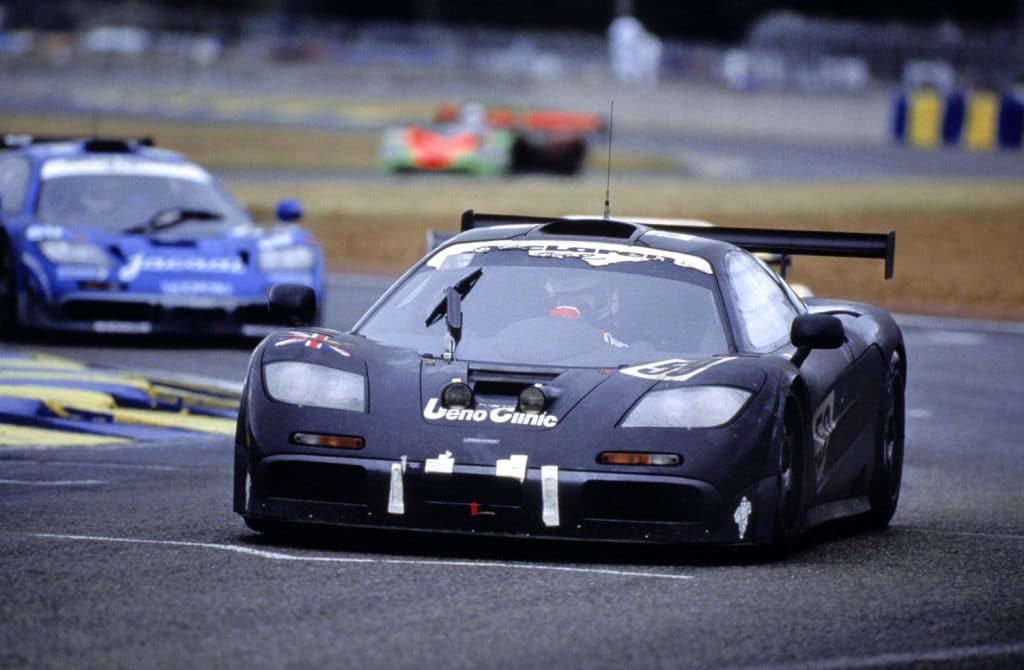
[538,218,637,239]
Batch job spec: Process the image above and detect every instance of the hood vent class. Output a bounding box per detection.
[468,366,562,385]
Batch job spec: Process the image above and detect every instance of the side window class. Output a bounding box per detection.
[724,250,800,352]
[0,155,31,214]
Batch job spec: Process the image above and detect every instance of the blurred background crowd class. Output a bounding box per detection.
[2,0,1021,95]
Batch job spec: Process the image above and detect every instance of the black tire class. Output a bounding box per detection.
[0,237,18,337]
[865,354,905,529]
[564,140,587,175]
[243,516,292,537]
[232,394,250,514]
[311,288,327,327]
[772,397,807,550]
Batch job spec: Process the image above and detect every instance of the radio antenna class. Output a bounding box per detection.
[603,101,614,219]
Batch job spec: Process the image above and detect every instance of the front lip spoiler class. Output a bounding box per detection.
[242,453,773,546]
[20,289,283,335]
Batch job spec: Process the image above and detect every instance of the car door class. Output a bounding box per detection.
[723,250,864,501]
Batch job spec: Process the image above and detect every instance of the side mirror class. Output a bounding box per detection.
[275,198,303,222]
[790,313,845,367]
[269,283,316,326]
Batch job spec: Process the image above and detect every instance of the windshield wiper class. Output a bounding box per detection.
[125,207,223,234]
[425,267,482,361]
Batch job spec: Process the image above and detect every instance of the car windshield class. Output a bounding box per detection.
[36,160,250,232]
[357,241,730,367]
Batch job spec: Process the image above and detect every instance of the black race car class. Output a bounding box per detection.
[235,211,904,550]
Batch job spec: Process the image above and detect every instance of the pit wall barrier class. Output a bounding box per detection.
[892,89,1024,150]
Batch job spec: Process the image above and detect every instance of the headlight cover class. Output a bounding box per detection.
[263,361,365,412]
[38,240,111,267]
[621,386,752,428]
[259,245,316,272]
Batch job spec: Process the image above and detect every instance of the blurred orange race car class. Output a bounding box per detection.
[379,102,601,176]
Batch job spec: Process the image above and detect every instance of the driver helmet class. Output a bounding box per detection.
[545,271,618,324]
[459,103,487,130]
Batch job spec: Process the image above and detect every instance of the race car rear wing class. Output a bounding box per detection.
[458,210,896,279]
[1,135,155,151]
[666,223,895,279]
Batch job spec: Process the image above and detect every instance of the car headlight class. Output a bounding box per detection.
[621,386,752,428]
[259,245,316,272]
[263,361,365,412]
[37,240,111,267]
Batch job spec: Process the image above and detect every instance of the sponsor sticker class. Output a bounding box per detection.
[424,450,455,474]
[733,496,752,540]
[428,240,713,274]
[812,391,837,483]
[257,231,297,250]
[118,253,245,282]
[41,157,212,182]
[25,225,65,242]
[57,266,108,281]
[274,331,350,357]
[541,465,560,527]
[388,462,405,514]
[160,280,232,296]
[422,397,558,428]
[495,454,528,482]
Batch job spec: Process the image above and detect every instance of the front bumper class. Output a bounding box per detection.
[236,451,779,546]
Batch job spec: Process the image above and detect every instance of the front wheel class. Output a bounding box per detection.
[243,516,292,537]
[865,354,905,529]
[0,238,18,337]
[771,397,806,551]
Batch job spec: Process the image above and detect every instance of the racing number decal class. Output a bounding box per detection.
[619,358,733,382]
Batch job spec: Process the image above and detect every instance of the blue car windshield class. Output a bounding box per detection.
[357,242,731,367]
[36,170,250,232]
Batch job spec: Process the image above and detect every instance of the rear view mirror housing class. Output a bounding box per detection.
[790,313,845,366]
[275,198,303,222]
[269,283,316,326]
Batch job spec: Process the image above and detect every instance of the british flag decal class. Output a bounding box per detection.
[274,331,350,357]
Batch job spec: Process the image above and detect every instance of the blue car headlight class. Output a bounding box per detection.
[621,386,752,428]
[258,245,316,272]
[37,240,111,267]
[263,361,365,412]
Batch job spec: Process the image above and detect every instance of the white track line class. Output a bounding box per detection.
[28,532,695,581]
[0,460,183,471]
[0,479,107,486]
[740,640,1024,670]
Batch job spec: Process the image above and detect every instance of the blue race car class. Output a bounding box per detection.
[0,135,325,336]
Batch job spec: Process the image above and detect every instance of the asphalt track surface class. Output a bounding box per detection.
[1,273,1023,669]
